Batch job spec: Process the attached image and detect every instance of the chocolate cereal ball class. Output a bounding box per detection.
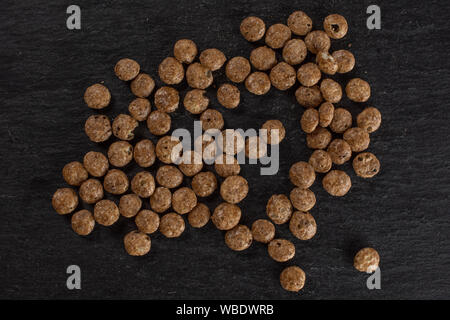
[289,188,316,212]
[114,58,140,81]
[301,108,319,133]
[332,50,355,73]
[320,79,342,103]
[261,120,286,145]
[305,30,331,54]
[354,248,380,273]
[71,210,95,236]
[186,62,213,89]
[270,62,296,91]
[289,161,315,189]
[330,108,352,133]
[266,194,293,224]
[147,110,171,136]
[172,187,197,214]
[130,73,155,98]
[79,179,104,204]
[220,175,249,204]
[215,155,241,178]
[103,169,129,195]
[282,39,307,65]
[324,14,348,39]
[327,139,352,165]
[94,199,119,226]
[83,151,109,177]
[250,46,277,71]
[280,266,306,292]
[184,89,209,114]
[156,165,183,189]
[221,129,245,155]
[295,85,323,108]
[309,149,332,173]
[265,23,291,49]
[289,211,317,240]
[245,72,271,95]
[346,78,371,103]
[323,170,352,196]
[84,84,110,109]
[240,16,266,42]
[112,114,138,141]
[192,171,218,197]
[199,48,227,71]
[343,127,370,152]
[268,239,295,262]
[357,107,381,133]
[226,57,251,83]
[124,231,151,256]
[245,136,267,159]
[287,10,312,36]
[135,210,160,234]
[200,109,224,131]
[84,115,112,143]
[178,150,203,177]
[225,225,253,251]
[119,194,142,218]
[251,219,275,243]
[133,139,156,168]
[154,86,179,113]
[158,57,184,85]
[306,127,332,149]
[212,202,241,230]
[52,188,78,215]
[131,171,155,198]
[159,212,185,238]
[188,203,211,228]
[156,136,182,164]
[316,51,338,75]
[318,102,335,127]
[150,187,172,213]
[353,152,380,178]
[217,84,240,109]
[297,63,321,87]
[128,98,151,121]
[174,39,197,64]
[108,141,133,167]
[62,161,88,186]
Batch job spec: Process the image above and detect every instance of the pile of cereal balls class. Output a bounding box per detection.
[52,11,381,293]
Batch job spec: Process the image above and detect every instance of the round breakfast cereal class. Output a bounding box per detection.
[280,266,306,292]
[158,57,184,85]
[266,194,293,224]
[289,162,315,189]
[192,171,218,197]
[265,23,291,49]
[240,16,266,42]
[71,210,95,236]
[320,78,342,103]
[83,151,109,177]
[112,114,138,141]
[282,39,307,65]
[128,98,151,121]
[52,188,78,215]
[131,171,155,198]
[84,115,112,143]
[220,175,248,204]
[186,62,213,89]
[103,169,129,195]
[306,127,332,149]
[354,248,380,273]
[289,211,317,240]
[270,62,296,91]
[352,152,380,178]
[316,51,338,75]
[318,102,334,127]
[174,39,197,64]
[199,48,227,71]
[188,203,211,228]
[212,202,241,230]
[108,141,133,167]
[300,108,319,133]
[184,89,209,114]
[225,225,253,251]
[287,10,312,36]
[154,86,179,113]
[147,110,171,136]
[289,188,316,212]
[133,139,156,168]
[150,187,172,213]
[172,187,197,214]
[327,139,352,165]
[214,155,241,178]
[62,161,88,186]
[308,149,332,173]
[268,239,295,262]
[159,212,185,238]
[295,85,323,108]
[135,210,160,234]
[250,46,277,71]
[305,30,330,54]
[330,108,352,133]
[261,120,286,145]
[251,219,275,243]
[245,72,271,95]
[119,193,142,218]
[225,57,251,83]
[114,58,140,81]
[156,136,182,164]
[178,150,203,177]
[346,78,371,103]
[200,109,224,131]
[84,84,110,109]
[322,170,352,196]
[332,50,355,73]
[357,107,381,133]
[79,179,104,204]
[124,231,151,256]
[323,14,348,39]
[217,84,240,109]
[343,127,370,152]
[297,62,321,87]
[94,199,119,226]
[130,73,155,98]
[156,165,183,189]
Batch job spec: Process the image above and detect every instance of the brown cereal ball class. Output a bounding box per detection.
[135,210,160,234]
[71,210,95,236]
[212,202,241,230]
[346,78,371,103]
[324,14,348,39]
[318,102,334,127]
[220,175,248,204]
[108,141,133,168]
[305,30,331,54]
[83,151,109,177]
[156,165,183,189]
[200,109,224,131]
[221,129,245,155]
[245,136,267,159]
[261,120,286,145]
[133,139,156,168]
[245,72,271,95]
[112,114,138,141]
[240,16,266,42]
[158,57,184,85]
[114,58,140,81]
[130,73,155,98]
[306,127,332,149]
[103,169,129,195]
[343,127,370,152]
[309,149,332,173]
[266,194,293,224]
[124,231,151,256]
[225,225,253,251]
[251,219,275,243]
[280,266,306,292]
[217,84,240,109]
[265,23,291,49]
[323,170,352,196]
[250,46,277,71]
[159,212,185,238]
[354,248,380,273]
[131,171,155,198]
[119,194,142,218]
[94,199,119,226]
[289,161,315,189]
[147,110,171,136]
[297,63,321,87]
[156,136,182,164]
[188,203,211,228]
[192,171,218,197]
[300,109,319,133]
[268,239,295,262]
[214,155,241,178]
[199,48,227,71]
[79,179,104,204]
[186,62,213,89]
[184,89,209,114]
[154,86,179,113]
[128,98,151,121]
[295,85,323,108]
[320,78,342,103]
[353,152,381,178]
[62,161,88,186]
[270,62,296,91]
[84,84,111,109]
[52,188,78,215]
[330,108,352,133]
[282,39,307,65]
[150,187,172,213]
[332,50,355,73]
[226,57,251,83]
[289,211,317,240]
[327,139,352,165]
[289,188,316,212]
[174,39,197,64]
[316,51,338,75]
[287,10,312,36]
[172,187,197,214]
[357,107,382,133]
[178,151,203,177]
[84,115,112,143]
[195,132,219,162]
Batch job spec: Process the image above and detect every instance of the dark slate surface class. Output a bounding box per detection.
[1,0,449,299]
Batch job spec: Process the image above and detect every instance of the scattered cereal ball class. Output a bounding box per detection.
[158,57,184,85]
[119,194,142,218]
[327,139,352,165]
[316,51,338,75]
[221,129,245,155]
[154,86,179,113]
[295,85,323,108]
[220,175,248,204]
[135,210,160,234]
[320,79,342,103]
[112,114,138,141]
[94,199,119,226]
[71,210,95,236]
[265,23,291,49]
[346,78,371,103]
[353,152,380,178]
[174,39,197,64]
[245,72,271,95]
[124,230,151,256]
[305,30,331,54]
[250,46,277,71]
[131,171,155,198]
[83,151,109,177]
[84,84,111,109]
[52,188,78,215]
[199,48,227,71]
[217,84,240,109]
[306,127,332,149]
[147,110,171,136]
[114,58,140,81]
[261,119,286,145]
[184,89,209,114]
[108,141,133,168]
[245,136,267,159]
[268,239,295,262]
[318,102,334,127]
[343,127,370,152]
[354,248,380,273]
[150,187,172,213]
[103,169,129,195]
[188,203,211,228]
[240,16,266,42]
[131,73,155,98]
[289,161,315,189]
[192,171,218,197]
[332,50,355,73]
[251,219,275,243]
[156,165,183,189]
[212,202,241,230]
[270,62,296,91]
[287,11,312,36]
[79,179,104,204]
[178,151,203,177]
[282,39,307,65]
[156,135,182,164]
[297,63,321,87]
[62,161,88,186]
[186,62,213,89]
[159,212,185,238]
[301,109,319,133]
[266,194,293,224]
[225,225,253,251]
[323,170,352,196]
[309,149,332,173]
[323,14,348,39]
[200,109,224,131]
[289,211,317,240]
[128,98,151,121]
[357,107,381,133]
[330,108,352,133]
[226,57,251,83]
[172,187,197,214]
[133,139,156,168]
[280,266,306,292]
[289,188,316,212]
[84,115,112,143]
[214,155,241,178]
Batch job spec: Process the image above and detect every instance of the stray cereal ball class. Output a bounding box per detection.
[84,151,109,177]
[79,179,104,204]
[200,109,224,131]
[354,248,380,273]
[119,194,142,218]
[212,202,241,230]
[301,108,319,133]
[318,102,334,127]
[245,72,271,95]
[316,51,338,75]
[114,58,140,81]
[225,225,253,251]
[323,14,348,39]
[261,120,286,145]
[282,39,307,65]
[188,203,211,228]
[94,199,119,226]
[353,152,380,178]
[220,175,249,204]
[108,141,133,168]
[346,78,371,103]
[147,110,171,136]
[215,155,241,178]
[327,139,352,165]
[199,48,227,71]
[266,194,293,224]
[270,62,296,91]
[305,30,331,54]
[220,129,245,155]
[289,161,315,189]
[130,73,155,98]
[192,171,218,197]
[265,23,291,49]
[280,266,306,292]
[128,98,151,121]
[330,108,352,133]
[156,165,183,189]
[250,46,277,71]
[154,86,179,113]
[357,107,381,133]
[186,62,213,89]
[297,63,321,87]
[52,188,78,215]
[159,212,185,238]
[71,210,95,236]
[343,127,370,152]
[268,239,295,262]
[251,219,275,243]
[306,127,332,149]
[240,16,266,42]
[150,187,172,213]
[112,114,138,141]
[289,211,317,240]
[103,169,129,195]
[178,150,203,177]
[84,115,112,143]
[289,188,316,212]
[156,136,182,164]
[174,39,197,64]
[295,85,323,108]
[226,57,251,83]
[323,170,352,196]
[332,50,355,73]
[84,84,111,109]
[245,136,267,159]
[172,187,197,214]
[158,57,184,85]
[309,149,332,173]
[184,89,209,114]
[124,230,151,256]
[62,161,88,186]
[287,11,312,36]
[131,171,155,198]
[320,79,342,103]
[135,210,160,234]
[133,139,156,168]
[217,84,240,109]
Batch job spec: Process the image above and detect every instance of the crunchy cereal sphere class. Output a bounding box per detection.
[79,179,104,204]
[108,141,133,168]
[357,107,381,133]
[217,84,240,109]
[133,139,156,168]
[354,248,380,273]
[316,51,338,75]
[159,212,185,238]
[225,225,253,251]
[200,109,224,131]
[353,152,380,178]
[71,210,95,236]
[158,57,184,85]
[343,127,370,152]
[287,11,312,36]
[295,85,323,108]
[174,39,197,64]
[226,57,251,83]
[212,202,241,230]
[305,30,331,54]
[251,219,275,243]
[332,50,355,73]
[266,194,293,224]
[192,171,218,197]
[103,169,129,195]
[265,23,291,49]
[289,211,317,240]
[261,120,286,145]
[289,188,316,212]
[289,161,315,189]
[220,175,248,204]
[268,239,295,262]
[301,108,319,133]
[131,171,155,198]
[83,151,109,177]
[323,170,351,196]
[214,155,241,178]
[282,39,307,65]
[245,72,271,95]
[297,63,321,87]
[320,78,342,103]
[147,110,171,136]
[240,16,266,42]
[172,187,197,214]
[186,62,213,89]
[84,84,110,109]
[156,165,183,189]
[62,161,88,186]
[112,114,138,141]
[130,73,155,98]
[250,46,277,71]
[199,48,227,71]
[330,108,352,133]
[270,62,296,91]
[154,86,179,113]
[184,89,209,114]
[124,230,151,256]
[220,129,245,155]
[318,102,335,127]
[150,187,172,213]
[114,58,140,81]
[280,266,306,292]
[346,78,371,103]
[119,193,142,218]
[94,199,119,226]
[245,136,267,159]
[156,136,182,164]
[52,188,78,215]
[188,203,211,228]
[327,139,352,165]
[84,115,112,143]
[128,98,151,121]
[306,127,332,149]
[324,14,348,39]
[309,149,332,173]
[135,210,160,234]
[178,150,203,177]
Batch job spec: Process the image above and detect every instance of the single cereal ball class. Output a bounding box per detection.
[346,78,371,103]
[289,211,317,240]
[200,109,224,131]
[119,194,142,218]
[71,210,95,236]
[318,102,334,127]
[282,39,307,65]
[114,58,140,81]
[225,225,253,251]
[280,266,306,292]
[357,107,381,133]
[214,155,241,178]
[265,23,291,49]
[134,139,156,168]
[343,127,370,152]
[261,120,286,145]
[217,84,240,109]
[332,50,355,73]
[212,202,241,230]
[186,62,213,89]
[245,72,271,95]
[323,170,352,196]
[131,73,155,98]
[324,14,348,39]
[266,194,293,224]
[112,114,138,141]
[220,129,245,155]
[103,169,129,195]
[309,149,332,173]
[330,108,352,133]
[150,187,172,213]
[192,171,218,197]
[108,141,133,168]
[156,136,182,164]
[52,188,78,215]
[84,84,110,109]
[290,188,316,212]
[297,63,321,87]
[83,151,109,177]
[94,199,119,226]
[353,152,380,178]
[156,165,183,189]
[84,115,112,143]
[135,210,160,234]
[250,46,277,71]
[62,161,88,186]
[306,127,332,149]
[158,57,184,85]
[240,16,266,42]
[174,39,197,64]
[154,86,179,113]
[147,110,171,136]
[220,175,248,204]
[245,136,267,159]
[199,48,227,71]
[159,212,185,238]
[268,239,295,262]
[184,89,209,114]
[131,171,155,198]
[320,79,342,103]
[188,203,211,228]
[305,30,331,54]
[128,98,151,121]
[178,150,203,177]
[354,248,380,273]
[172,187,197,214]
[328,139,352,165]
[301,108,319,133]
[270,62,296,91]
[251,219,275,243]
[79,179,103,204]
[124,231,151,256]
[289,161,315,189]
[295,85,323,108]
[226,57,251,83]
[316,51,338,75]
[287,10,312,36]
